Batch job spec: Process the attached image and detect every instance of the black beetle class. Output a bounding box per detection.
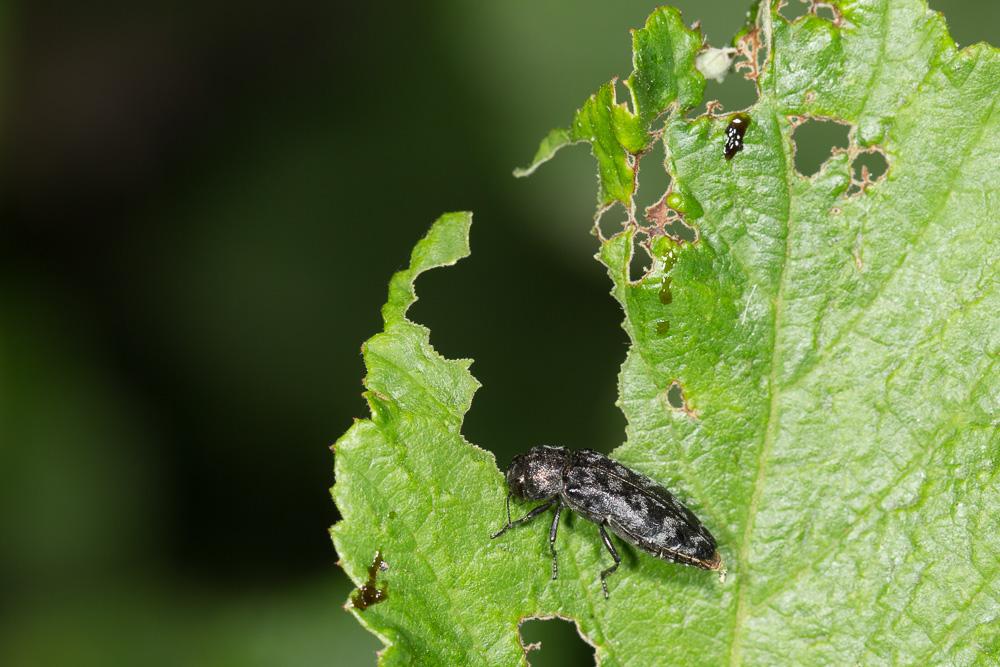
[491,445,723,598]
[724,113,750,160]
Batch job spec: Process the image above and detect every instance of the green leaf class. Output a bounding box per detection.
[334,1,1000,664]
[511,127,572,178]
[626,6,705,124]
[514,7,705,209]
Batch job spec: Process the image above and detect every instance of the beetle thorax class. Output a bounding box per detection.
[506,445,568,500]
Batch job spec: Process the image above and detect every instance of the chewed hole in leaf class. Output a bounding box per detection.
[852,149,888,185]
[629,242,650,283]
[814,3,841,23]
[664,380,698,418]
[664,217,698,243]
[635,138,670,214]
[594,208,622,241]
[846,148,889,196]
[779,0,811,22]
[613,77,634,115]
[407,217,626,454]
[666,381,686,409]
[691,47,758,118]
[645,194,699,244]
[792,118,851,176]
[519,617,595,666]
[697,74,758,118]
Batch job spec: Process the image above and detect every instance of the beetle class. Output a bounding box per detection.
[491,445,722,598]
[724,113,751,160]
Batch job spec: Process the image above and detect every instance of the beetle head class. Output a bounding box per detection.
[506,445,568,500]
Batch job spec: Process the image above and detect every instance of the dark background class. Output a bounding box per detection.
[0,2,994,665]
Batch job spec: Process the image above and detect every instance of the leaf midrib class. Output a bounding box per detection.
[726,104,795,667]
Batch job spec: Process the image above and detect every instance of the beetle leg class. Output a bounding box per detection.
[490,498,556,539]
[548,504,563,580]
[598,523,621,600]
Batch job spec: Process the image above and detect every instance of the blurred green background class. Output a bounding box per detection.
[0,2,994,665]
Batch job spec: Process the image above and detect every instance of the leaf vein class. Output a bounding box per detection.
[728,105,794,667]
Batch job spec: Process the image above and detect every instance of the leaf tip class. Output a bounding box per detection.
[513,127,574,178]
[382,211,473,324]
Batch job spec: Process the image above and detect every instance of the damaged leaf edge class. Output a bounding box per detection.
[331,211,510,662]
